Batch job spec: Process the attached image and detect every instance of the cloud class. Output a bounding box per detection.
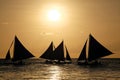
[45,32,53,35]
[40,32,54,36]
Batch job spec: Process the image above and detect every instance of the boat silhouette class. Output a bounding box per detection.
[5,36,34,65]
[77,34,113,65]
[40,41,55,64]
[40,41,72,64]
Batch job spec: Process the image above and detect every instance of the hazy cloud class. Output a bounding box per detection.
[40,32,54,36]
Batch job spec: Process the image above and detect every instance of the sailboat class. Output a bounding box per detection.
[6,36,34,65]
[53,41,72,64]
[40,41,72,64]
[77,34,113,65]
[40,41,55,63]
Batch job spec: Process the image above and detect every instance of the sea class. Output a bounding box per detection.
[0,58,120,80]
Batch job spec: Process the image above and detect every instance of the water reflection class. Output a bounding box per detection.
[48,65,61,80]
[0,59,119,80]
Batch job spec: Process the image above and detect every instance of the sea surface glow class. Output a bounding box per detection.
[0,58,120,80]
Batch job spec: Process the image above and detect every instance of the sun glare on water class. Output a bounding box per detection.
[48,9,61,21]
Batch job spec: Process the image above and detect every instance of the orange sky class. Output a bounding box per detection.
[0,0,120,58]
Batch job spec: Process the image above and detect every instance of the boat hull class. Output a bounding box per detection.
[77,61,101,65]
[45,60,54,64]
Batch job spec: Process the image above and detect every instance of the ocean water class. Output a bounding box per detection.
[0,59,120,80]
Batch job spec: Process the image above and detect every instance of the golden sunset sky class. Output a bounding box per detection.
[0,0,120,58]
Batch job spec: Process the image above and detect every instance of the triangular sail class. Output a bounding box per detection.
[12,36,34,61]
[40,42,54,60]
[54,41,65,61]
[5,39,14,60]
[65,46,71,61]
[88,34,113,61]
[77,40,87,61]
[5,50,11,60]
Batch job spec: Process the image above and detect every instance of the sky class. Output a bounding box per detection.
[0,0,120,58]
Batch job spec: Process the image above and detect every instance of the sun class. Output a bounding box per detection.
[48,9,61,21]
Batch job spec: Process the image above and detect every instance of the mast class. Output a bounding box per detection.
[12,36,34,61]
[88,34,113,62]
[54,41,65,61]
[40,41,54,60]
[77,40,87,61]
[65,46,71,61]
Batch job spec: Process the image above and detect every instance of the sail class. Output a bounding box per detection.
[88,34,113,61]
[12,36,34,61]
[5,50,11,60]
[77,40,87,61]
[54,41,65,61]
[40,42,54,60]
[5,39,14,60]
[65,46,71,61]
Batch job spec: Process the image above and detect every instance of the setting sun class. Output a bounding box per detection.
[48,9,61,21]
